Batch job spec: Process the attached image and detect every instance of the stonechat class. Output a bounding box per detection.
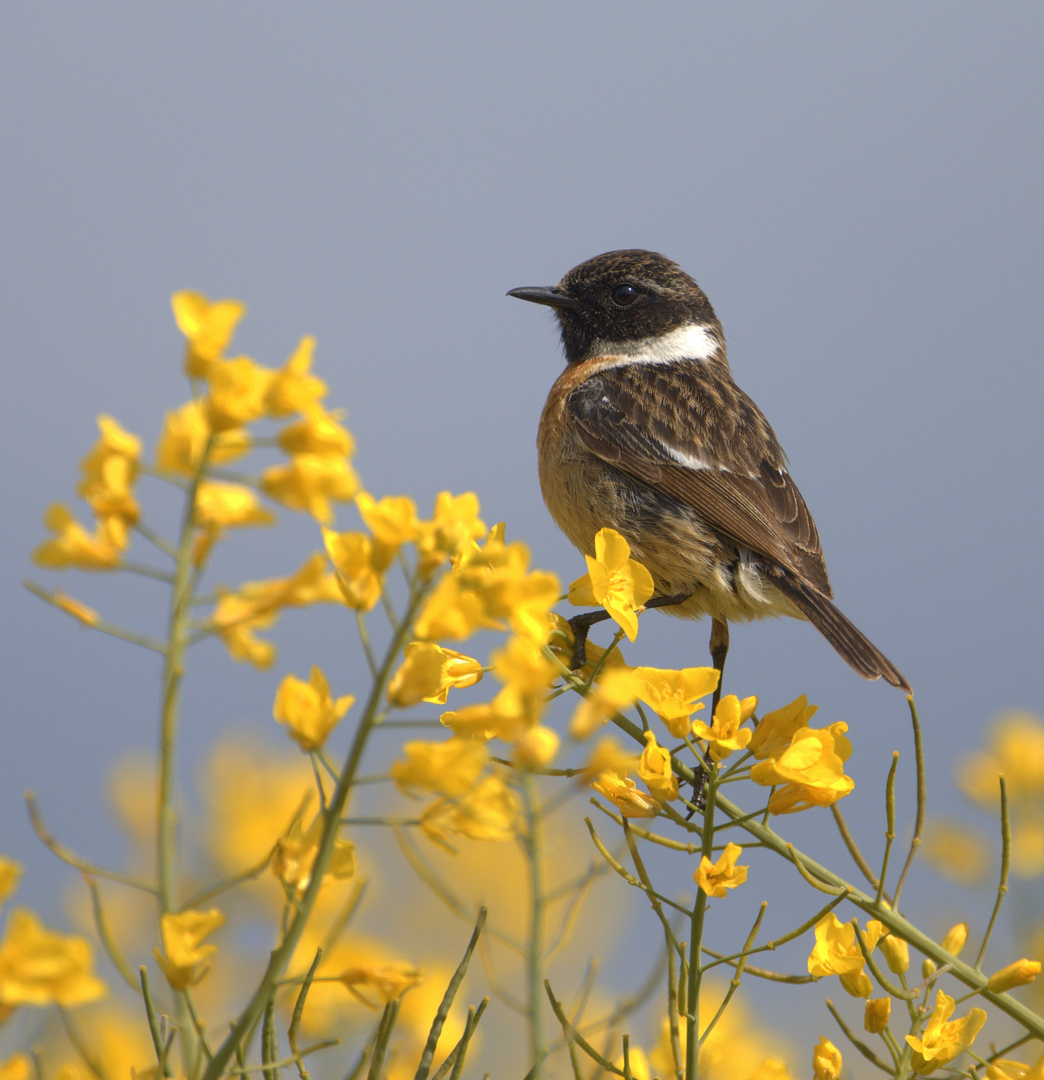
[509,249,911,693]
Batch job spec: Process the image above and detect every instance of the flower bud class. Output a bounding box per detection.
[941,922,968,956]
[987,959,1041,993]
[922,958,938,980]
[864,997,891,1034]
[879,933,909,974]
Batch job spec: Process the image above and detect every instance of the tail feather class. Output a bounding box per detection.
[768,571,912,693]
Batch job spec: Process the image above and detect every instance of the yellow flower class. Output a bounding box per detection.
[694,842,748,898]
[387,642,483,707]
[32,504,122,570]
[865,997,891,1033]
[210,588,279,668]
[568,527,654,641]
[748,695,818,760]
[419,773,519,847]
[632,665,720,739]
[807,914,884,997]
[194,482,276,531]
[273,666,354,751]
[265,335,327,416]
[76,415,140,545]
[271,812,356,897]
[812,1037,842,1080]
[988,958,1041,993]
[591,772,659,818]
[905,989,987,1074]
[277,405,354,461]
[356,490,423,566]
[514,725,560,768]
[440,636,556,742]
[0,860,22,906]
[750,722,855,814]
[205,355,274,431]
[417,491,488,571]
[941,922,969,955]
[639,731,679,802]
[322,528,384,610]
[172,290,246,377]
[155,399,250,474]
[987,1054,1044,1080]
[692,694,756,762]
[153,908,224,990]
[390,739,489,798]
[340,963,423,1008]
[261,454,359,523]
[569,666,643,739]
[0,909,106,1006]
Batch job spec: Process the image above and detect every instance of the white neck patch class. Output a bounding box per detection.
[594,323,721,366]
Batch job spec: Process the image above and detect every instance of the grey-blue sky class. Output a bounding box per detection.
[2,2,1041,1069]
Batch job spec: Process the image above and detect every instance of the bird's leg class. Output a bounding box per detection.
[709,616,729,712]
[567,592,690,670]
[566,609,613,670]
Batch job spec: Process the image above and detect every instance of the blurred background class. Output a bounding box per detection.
[2,3,1042,1074]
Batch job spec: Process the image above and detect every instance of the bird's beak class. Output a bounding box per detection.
[507,285,578,310]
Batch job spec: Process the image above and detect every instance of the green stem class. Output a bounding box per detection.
[201,576,430,1080]
[520,773,546,1079]
[686,769,716,1080]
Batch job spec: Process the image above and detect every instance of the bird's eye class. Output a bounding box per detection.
[610,283,640,307]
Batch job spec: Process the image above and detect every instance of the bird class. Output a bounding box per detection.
[508,249,911,694]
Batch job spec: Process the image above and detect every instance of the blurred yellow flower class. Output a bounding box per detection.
[988,958,1041,993]
[568,527,654,641]
[76,415,140,546]
[357,490,422,568]
[0,1055,30,1080]
[33,504,122,570]
[195,481,275,530]
[262,453,359,523]
[807,914,884,998]
[632,665,719,739]
[153,908,224,990]
[172,290,246,377]
[211,587,279,668]
[958,712,1044,804]
[322,528,384,610]
[905,989,987,1074]
[273,666,354,751]
[155,398,250,474]
[921,819,991,885]
[265,335,327,416]
[413,572,489,641]
[692,693,756,762]
[277,405,354,460]
[750,723,855,814]
[578,737,639,782]
[639,731,679,802]
[272,812,356,897]
[986,1054,1044,1080]
[514,724,560,768]
[205,355,274,431]
[0,909,106,1007]
[418,491,488,571]
[340,962,423,1008]
[812,1037,842,1080]
[569,666,643,739]
[0,860,21,906]
[387,642,483,707]
[748,695,818,760]
[865,996,891,1033]
[201,736,313,871]
[419,773,519,847]
[390,738,488,798]
[694,842,748,898]
[591,772,659,818]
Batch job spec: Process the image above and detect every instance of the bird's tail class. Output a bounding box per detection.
[768,572,912,693]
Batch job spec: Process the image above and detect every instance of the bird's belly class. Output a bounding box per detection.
[538,427,801,625]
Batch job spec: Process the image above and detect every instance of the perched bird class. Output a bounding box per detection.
[508,249,911,693]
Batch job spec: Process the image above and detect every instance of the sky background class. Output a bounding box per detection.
[2,3,1042,1074]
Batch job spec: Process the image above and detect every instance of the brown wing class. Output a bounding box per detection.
[567,365,832,596]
